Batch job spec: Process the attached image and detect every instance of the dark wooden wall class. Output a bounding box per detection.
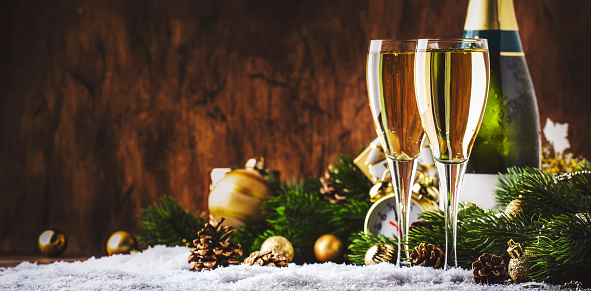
[1,0,590,255]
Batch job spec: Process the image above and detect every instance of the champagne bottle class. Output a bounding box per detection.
[461,0,540,208]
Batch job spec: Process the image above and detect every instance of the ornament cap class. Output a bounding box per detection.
[369,181,391,202]
[245,157,265,172]
[507,239,524,259]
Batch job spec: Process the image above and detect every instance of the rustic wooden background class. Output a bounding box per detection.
[1,0,589,255]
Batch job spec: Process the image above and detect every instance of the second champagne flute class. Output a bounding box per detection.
[414,38,490,269]
[366,40,425,265]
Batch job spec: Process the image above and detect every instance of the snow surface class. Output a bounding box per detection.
[0,245,563,290]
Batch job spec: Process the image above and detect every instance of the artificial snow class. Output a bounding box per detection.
[0,245,563,290]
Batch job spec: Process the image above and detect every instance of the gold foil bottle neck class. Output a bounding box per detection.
[464,0,519,31]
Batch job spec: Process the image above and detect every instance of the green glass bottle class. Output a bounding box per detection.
[460,0,540,209]
[463,0,541,173]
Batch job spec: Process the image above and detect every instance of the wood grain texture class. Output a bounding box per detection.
[0,0,589,255]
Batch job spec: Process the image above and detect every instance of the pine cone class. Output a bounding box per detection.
[188,216,243,271]
[410,243,444,268]
[243,251,289,267]
[472,253,508,284]
[319,169,346,204]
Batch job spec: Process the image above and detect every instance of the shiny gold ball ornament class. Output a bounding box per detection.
[106,231,138,255]
[260,236,294,262]
[505,199,523,218]
[508,256,532,283]
[314,234,345,263]
[364,243,395,265]
[38,230,67,256]
[208,158,273,228]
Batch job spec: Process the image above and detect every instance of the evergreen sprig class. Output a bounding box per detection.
[328,199,372,240]
[250,155,373,264]
[259,179,334,264]
[529,213,591,286]
[138,196,206,247]
[405,204,530,268]
[406,166,591,286]
[495,166,591,215]
[329,154,374,201]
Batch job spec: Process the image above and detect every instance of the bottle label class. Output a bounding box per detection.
[463,30,524,55]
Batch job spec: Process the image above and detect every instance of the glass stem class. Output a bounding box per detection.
[386,158,419,266]
[435,161,467,270]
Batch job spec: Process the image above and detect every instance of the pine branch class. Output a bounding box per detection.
[137,196,205,247]
[261,178,334,264]
[529,213,591,286]
[495,167,556,207]
[329,154,373,201]
[405,204,540,268]
[402,167,591,280]
[256,154,373,264]
[348,232,398,265]
[328,199,372,240]
[496,166,591,215]
[458,212,541,268]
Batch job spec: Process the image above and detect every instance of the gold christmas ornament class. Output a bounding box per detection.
[555,170,591,182]
[508,257,532,283]
[38,230,67,257]
[504,199,523,218]
[507,239,532,283]
[314,234,345,263]
[541,144,588,175]
[369,172,439,206]
[106,231,138,255]
[364,243,395,265]
[260,236,294,262]
[208,158,273,228]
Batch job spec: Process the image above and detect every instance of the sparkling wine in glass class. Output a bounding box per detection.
[414,38,490,269]
[367,40,426,265]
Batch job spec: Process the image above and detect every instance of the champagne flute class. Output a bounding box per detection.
[366,40,426,266]
[414,38,490,269]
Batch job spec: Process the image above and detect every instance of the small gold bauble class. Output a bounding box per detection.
[505,199,523,217]
[106,231,138,255]
[508,256,532,283]
[314,234,345,263]
[38,230,67,257]
[260,236,294,262]
[364,243,395,265]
